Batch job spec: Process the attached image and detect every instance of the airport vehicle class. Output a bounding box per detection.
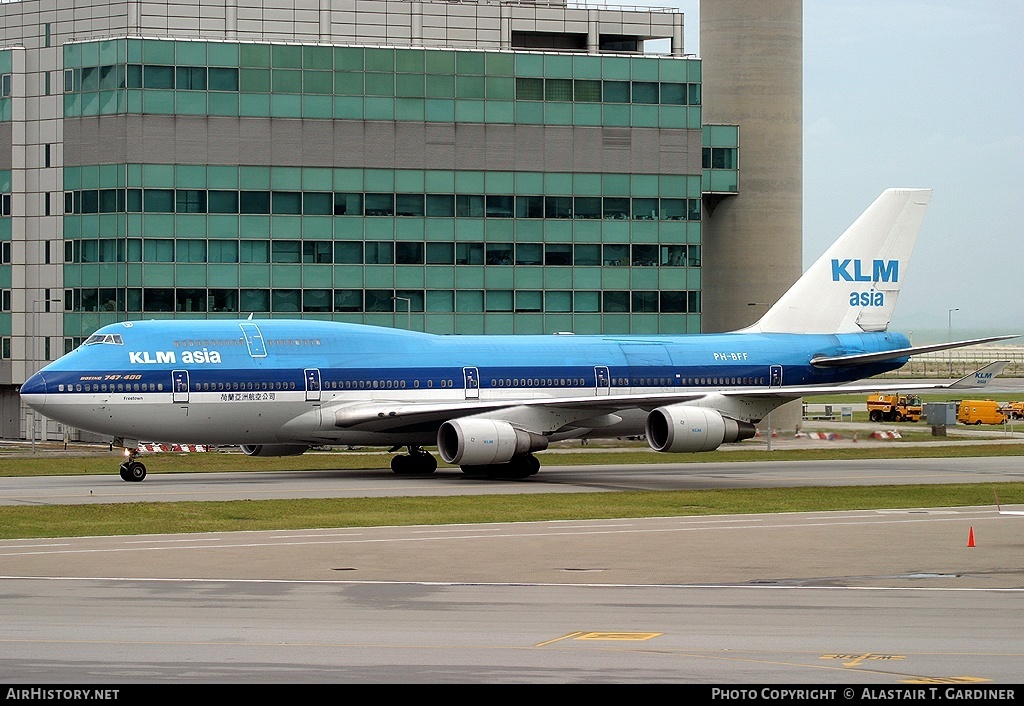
[866,393,923,422]
[1001,401,1024,420]
[19,189,1017,481]
[957,399,1008,426]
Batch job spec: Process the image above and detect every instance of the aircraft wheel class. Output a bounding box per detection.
[125,462,147,482]
[460,465,489,477]
[119,467,130,482]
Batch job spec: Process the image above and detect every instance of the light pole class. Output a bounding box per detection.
[947,308,959,378]
[393,295,411,330]
[748,302,774,451]
[29,297,62,452]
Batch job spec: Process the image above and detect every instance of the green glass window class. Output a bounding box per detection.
[545,291,572,312]
[303,289,332,312]
[455,195,484,218]
[603,244,628,266]
[574,244,601,266]
[240,240,269,263]
[574,197,601,219]
[176,190,207,213]
[240,191,270,214]
[515,290,542,312]
[425,242,454,264]
[661,291,688,313]
[515,195,544,219]
[632,244,658,266]
[455,242,483,265]
[515,243,542,265]
[515,78,543,101]
[176,240,207,263]
[544,79,572,102]
[395,194,425,217]
[603,81,630,103]
[333,242,363,264]
[485,243,513,265]
[208,67,239,91]
[271,191,302,215]
[660,198,686,221]
[301,192,332,215]
[425,194,454,217]
[544,196,572,219]
[333,193,363,216]
[574,79,601,102]
[302,241,333,264]
[544,244,572,266]
[208,190,238,213]
[632,197,659,220]
[485,290,513,312]
[425,74,454,98]
[208,240,239,263]
[271,240,301,263]
[143,65,174,89]
[176,66,207,90]
[660,245,688,267]
[143,189,174,213]
[210,289,238,312]
[270,288,299,311]
[365,289,395,312]
[144,239,174,262]
[603,291,629,312]
[144,289,175,312]
[240,289,270,311]
[633,290,659,312]
[632,81,659,104]
[395,242,424,264]
[334,289,362,312]
[365,241,394,265]
[365,194,395,217]
[485,195,513,218]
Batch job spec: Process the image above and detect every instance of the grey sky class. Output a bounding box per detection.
[645,1,1023,342]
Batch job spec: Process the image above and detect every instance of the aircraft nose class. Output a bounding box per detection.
[20,371,47,401]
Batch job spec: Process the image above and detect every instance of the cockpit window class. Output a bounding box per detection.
[82,333,124,346]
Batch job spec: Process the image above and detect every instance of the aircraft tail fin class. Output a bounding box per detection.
[739,188,932,334]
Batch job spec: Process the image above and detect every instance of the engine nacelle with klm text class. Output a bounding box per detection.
[645,405,757,453]
[240,444,311,457]
[437,418,549,466]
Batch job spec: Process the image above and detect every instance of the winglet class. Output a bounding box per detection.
[947,361,1010,389]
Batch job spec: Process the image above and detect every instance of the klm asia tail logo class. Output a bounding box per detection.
[832,259,899,307]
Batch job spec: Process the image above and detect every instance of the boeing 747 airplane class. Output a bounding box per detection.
[20,188,1017,481]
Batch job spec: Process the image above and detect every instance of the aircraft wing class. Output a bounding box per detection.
[810,335,1019,367]
[332,361,1010,432]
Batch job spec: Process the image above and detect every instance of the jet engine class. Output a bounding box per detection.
[437,419,548,466]
[240,444,310,457]
[645,405,757,453]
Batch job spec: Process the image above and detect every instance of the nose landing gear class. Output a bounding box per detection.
[119,447,147,482]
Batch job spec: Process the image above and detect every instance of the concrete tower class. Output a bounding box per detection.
[700,1,804,435]
[699,0,803,333]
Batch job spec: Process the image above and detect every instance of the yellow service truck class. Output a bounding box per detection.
[957,400,1007,425]
[866,393,923,422]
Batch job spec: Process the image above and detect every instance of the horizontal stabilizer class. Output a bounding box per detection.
[947,360,1010,389]
[810,334,1020,367]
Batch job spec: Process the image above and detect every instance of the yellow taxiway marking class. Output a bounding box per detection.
[821,653,906,667]
[535,631,662,646]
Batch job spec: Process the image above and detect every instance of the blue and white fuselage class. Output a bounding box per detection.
[20,319,911,447]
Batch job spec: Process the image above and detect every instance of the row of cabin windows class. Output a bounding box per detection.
[56,375,770,394]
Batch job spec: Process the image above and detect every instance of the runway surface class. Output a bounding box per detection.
[2,454,1024,684]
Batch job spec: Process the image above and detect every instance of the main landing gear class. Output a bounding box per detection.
[461,453,541,481]
[119,447,147,482]
[390,446,438,476]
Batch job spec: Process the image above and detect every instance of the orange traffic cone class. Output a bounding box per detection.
[967,527,975,548]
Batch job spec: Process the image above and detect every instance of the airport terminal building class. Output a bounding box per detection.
[0,0,801,440]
